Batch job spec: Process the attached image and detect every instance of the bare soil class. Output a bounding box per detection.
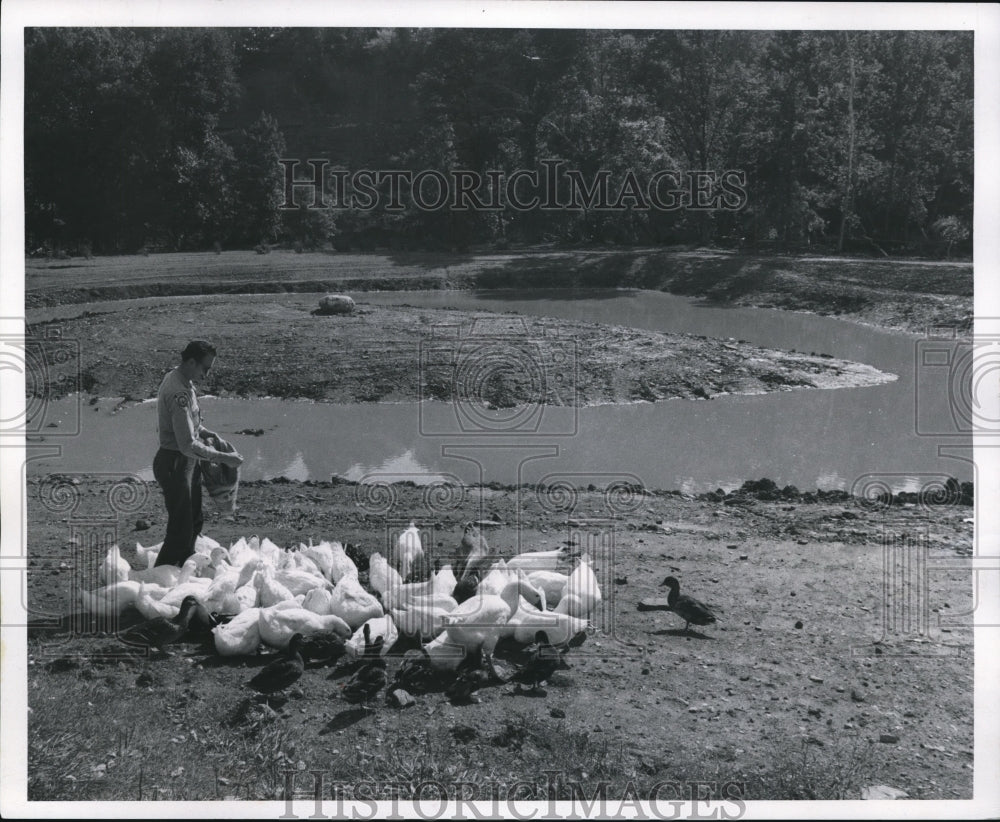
[26,479,973,802]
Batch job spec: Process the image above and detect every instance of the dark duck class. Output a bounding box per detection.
[511,630,570,694]
[120,595,199,655]
[249,633,306,697]
[659,576,717,633]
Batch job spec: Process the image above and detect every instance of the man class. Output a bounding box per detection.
[154,340,243,567]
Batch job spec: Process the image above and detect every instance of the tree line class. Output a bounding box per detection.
[24,28,972,257]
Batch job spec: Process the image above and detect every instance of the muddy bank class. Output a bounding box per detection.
[25,248,973,335]
[28,297,894,404]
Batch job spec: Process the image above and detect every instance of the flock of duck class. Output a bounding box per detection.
[79,522,637,705]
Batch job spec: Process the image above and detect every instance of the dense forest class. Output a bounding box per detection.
[24,28,973,257]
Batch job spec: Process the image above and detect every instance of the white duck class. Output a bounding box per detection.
[98,545,131,586]
[422,633,471,672]
[128,563,182,588]
[563,557,603,619]
[345,615,398,659]
[328,541,359,584]
[389,594,454,640]
[299,540,335,580]
[135,540,162,570]
[442,571,543,678]
[80,580,142,616]
[257,564,297,608]
[330,575,384,629]
[275,565,330,598]
[258,605,351,649]
[213,607,262,656]
[507,546,574,573]
[134,582,181,620]
[369,552,403,601]
[526,569,570,609]
[301,587,334,616]
[393,521,423,582]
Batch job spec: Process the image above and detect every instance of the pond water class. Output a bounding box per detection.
[27,289,973,494]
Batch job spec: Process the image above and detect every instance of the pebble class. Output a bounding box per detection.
[879,733,900,744]
[549,708,566,719]
[808,675,823,683]
[794,620,803,629]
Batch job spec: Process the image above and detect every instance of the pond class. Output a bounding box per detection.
[27,289,973,494]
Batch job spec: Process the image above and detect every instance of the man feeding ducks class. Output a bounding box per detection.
[153,341,244,567]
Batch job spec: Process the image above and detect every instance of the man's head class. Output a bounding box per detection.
[180,340,217,381]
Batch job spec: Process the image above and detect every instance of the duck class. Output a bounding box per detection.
[506,546,575,573]
[369,552,403,601]
[135,540,162,570]
[388,598,452,641]
[134,582,182,620]
[563,557,602,619]
[341,627,388,704]
[213,607,263,656]
[98,544,131,586]
[329,575,384,630]
[510,630,570,694]
[257,564,297,608]
[526,569,570,608]
[258,605,351,649]
[445,646,488,705]
[388,649,438,697]
[128,563,182,588]
[299,540,335,581]
[660,576,717,632]
[345,615,398,659]
[451,572,479,605]
[299,631,347,667]
[275,565,331,598]
[80,580,142,616]
[393,521,424,582]
[248,633,305,697]
[457,522,494,581]
[301,587,335,616]
[511,598,587,647]
[442,571,543,680]
[328,541,360,584]
[120,595,200,654]
[422,634,469,672]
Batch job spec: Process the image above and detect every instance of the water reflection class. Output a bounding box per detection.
[23,290,971,493]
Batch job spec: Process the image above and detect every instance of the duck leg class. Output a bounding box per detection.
[484,651,507,684]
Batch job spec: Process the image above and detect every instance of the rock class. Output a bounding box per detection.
[794,620,803,629]
[135,518,150,531]
[637,598,673,612]
[861,785,908,800]
[388,689,416,709]
[317,294,355,315]
[808,675,823,683]
[549,708,566,719]
[879,733,900,744]
[614,576,628,585]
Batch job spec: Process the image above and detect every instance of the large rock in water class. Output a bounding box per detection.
[318,294,355,315]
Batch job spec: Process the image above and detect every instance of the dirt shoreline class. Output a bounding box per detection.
[25,247,973,335]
